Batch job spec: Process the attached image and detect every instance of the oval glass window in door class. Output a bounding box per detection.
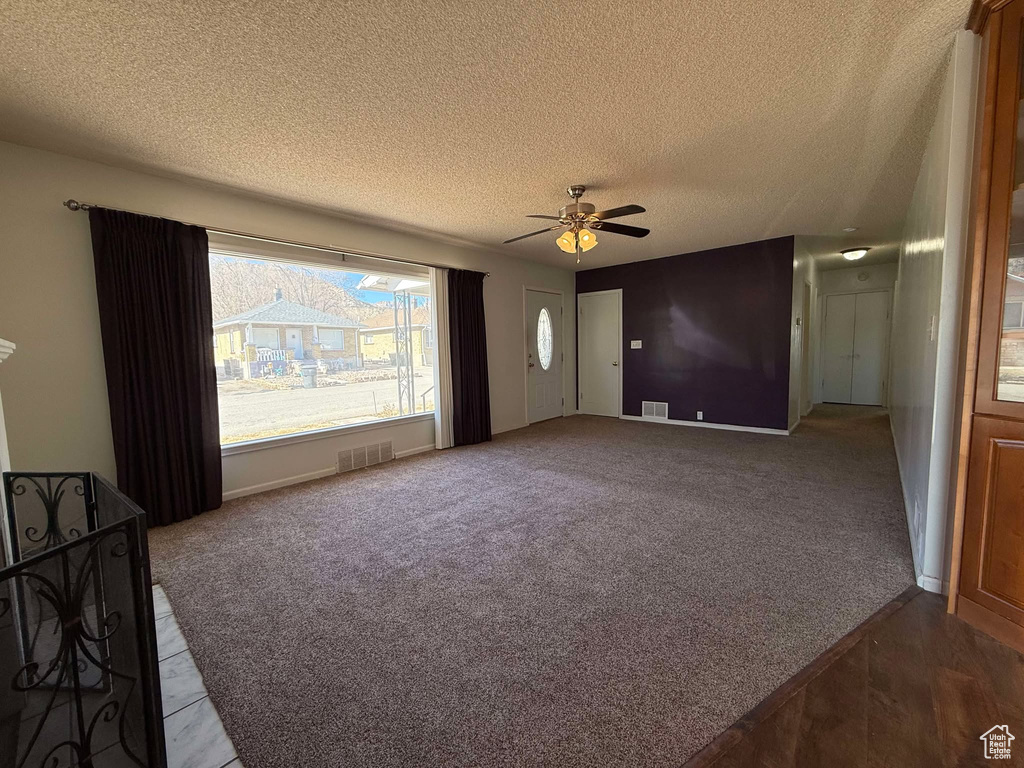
[538,308,553,370]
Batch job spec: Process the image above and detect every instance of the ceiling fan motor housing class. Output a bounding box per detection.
[559,202,596,221]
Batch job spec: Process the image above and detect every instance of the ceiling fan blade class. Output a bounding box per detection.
[592,221,651,238]
[503,224,564,244]
[592,204,646,220]
[526,214,564,221]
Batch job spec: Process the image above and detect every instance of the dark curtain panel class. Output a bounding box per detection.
[89,208,221,526]
[447,268,491,446]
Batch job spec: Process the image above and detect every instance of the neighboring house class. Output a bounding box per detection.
[1003,273,1024,366]
[214,289,363,378]
[359,306,433,366]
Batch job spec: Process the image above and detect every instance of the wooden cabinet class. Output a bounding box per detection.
[956,0,1024,651]
[960,417,1024,637]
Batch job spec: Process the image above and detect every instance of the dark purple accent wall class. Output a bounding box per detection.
[575,236,794,431]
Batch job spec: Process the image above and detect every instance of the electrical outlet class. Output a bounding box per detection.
[630,339,642,349]
[696,411,704,421]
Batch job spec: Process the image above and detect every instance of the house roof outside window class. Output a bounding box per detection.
[214,298,363,329]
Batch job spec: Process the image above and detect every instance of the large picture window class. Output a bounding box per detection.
[209,245,434,445]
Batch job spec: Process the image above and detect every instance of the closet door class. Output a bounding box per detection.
[821,293,856,403]
[850,291,889,406]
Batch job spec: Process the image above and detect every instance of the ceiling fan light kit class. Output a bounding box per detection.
[556,230,577,253]
[503,184,650,264]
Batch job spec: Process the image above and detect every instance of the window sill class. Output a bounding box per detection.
[220,412,434,456]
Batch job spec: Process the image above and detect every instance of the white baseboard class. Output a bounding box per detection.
[395,444,435,459]
[890,426,925,583]
[917,574,949,595]
[222,466,338,501]
[619,414,789,435]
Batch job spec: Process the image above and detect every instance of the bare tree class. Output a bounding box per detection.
[209,255,382,323]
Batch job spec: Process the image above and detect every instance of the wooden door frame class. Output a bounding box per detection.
[522,286,565,426]
[801,280,814,417]
[576,289,623,418]
[974,0,1024,420]
[949,9,1001,612]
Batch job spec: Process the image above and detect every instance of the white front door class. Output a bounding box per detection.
[578,290,621,417]
[285,327,304,360]
[526,289,563,423]
[821,291,889,405]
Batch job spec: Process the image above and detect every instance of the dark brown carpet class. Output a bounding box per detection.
[149,406,915,767]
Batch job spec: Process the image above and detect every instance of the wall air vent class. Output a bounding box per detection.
[338,440,394,474]
[641,401,669,420]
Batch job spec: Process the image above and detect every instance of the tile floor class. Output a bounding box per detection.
[154,585,241,768]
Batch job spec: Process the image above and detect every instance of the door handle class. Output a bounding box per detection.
[612,361,618,366]
[528,362,535,368]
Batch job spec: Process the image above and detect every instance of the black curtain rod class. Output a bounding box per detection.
[62,199,489,277]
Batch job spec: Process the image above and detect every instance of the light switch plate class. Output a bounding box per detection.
[630,340,642,349]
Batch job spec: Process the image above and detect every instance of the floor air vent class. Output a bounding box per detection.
[338,441,394,473]
[641,401,669,420]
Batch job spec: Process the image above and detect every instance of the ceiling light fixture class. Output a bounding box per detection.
[841,247,870,261]
[578,228,598,252]
[842,227,858,233]
[556,230,577,254]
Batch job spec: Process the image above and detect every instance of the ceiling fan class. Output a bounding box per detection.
[503,185,649,263]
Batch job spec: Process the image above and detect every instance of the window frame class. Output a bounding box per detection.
[1004,299,1024,329]
[318,328,346,350]
[252,327,281,350]
[221,411,434,455]
[208,243,434,451]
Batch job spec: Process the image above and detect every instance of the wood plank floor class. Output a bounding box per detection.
[683,587,1024,768]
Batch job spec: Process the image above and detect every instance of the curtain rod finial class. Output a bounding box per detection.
[63,199,89,211]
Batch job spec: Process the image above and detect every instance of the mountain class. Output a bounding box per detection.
[209,255,384,323]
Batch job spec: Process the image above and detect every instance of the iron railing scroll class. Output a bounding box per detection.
[1,472,166,768]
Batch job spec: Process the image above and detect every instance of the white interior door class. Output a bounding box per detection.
[822,293,856,403]
[286,327,304,360]
[526,289,563,423]
[850,291,889,405]
[578,290,621,417]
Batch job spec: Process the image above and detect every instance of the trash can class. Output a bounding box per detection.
[300,364,318,389]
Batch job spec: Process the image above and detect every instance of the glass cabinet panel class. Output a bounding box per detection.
[998,40,1024,402]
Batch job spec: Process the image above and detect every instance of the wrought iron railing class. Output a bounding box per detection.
[1,472,166,767]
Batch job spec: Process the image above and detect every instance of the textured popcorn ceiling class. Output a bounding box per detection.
[0,0,969,270]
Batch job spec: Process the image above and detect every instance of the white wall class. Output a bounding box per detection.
[817,263,898,296]
[890,31,979,593]
[789,237,819,428]
[0,141,576,498]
